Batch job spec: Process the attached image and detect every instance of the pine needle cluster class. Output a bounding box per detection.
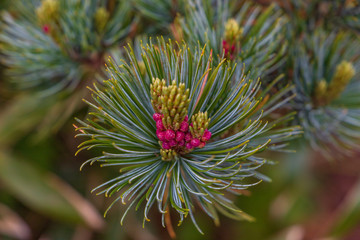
[75,39,301,233]
[179,0,286,75]
[292,31,360,157]
[0,0,133,94]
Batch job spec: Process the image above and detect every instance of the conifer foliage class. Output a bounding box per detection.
[180,0,286,74]
[0,0,134,139]
[292,31,360,157]
[0,0,133,94]
[75,39,300,232]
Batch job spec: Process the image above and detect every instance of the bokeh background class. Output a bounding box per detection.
[0,0,360,239]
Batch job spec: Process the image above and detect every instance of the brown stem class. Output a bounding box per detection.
[165,206,176,239]
[163,172,176,239]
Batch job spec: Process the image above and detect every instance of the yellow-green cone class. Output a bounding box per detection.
[314,61,355,106]
[224,18,243,44]
[36,0,59,25]
[150,79,190,130]
[190,112,210,138]
[95,7,110,33]
[327,61,355,101]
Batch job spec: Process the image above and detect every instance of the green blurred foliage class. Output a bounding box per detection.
[0,0,9,10]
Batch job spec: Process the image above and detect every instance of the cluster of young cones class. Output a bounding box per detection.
[150,78,211,161]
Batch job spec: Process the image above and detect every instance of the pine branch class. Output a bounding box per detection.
[75,38,300,233]
[179,0,287,75]
[0,0,134,94]
[0,0,135,138]
[291,30,360,158]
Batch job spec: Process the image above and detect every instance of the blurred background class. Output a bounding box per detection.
[0,0,360,239]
